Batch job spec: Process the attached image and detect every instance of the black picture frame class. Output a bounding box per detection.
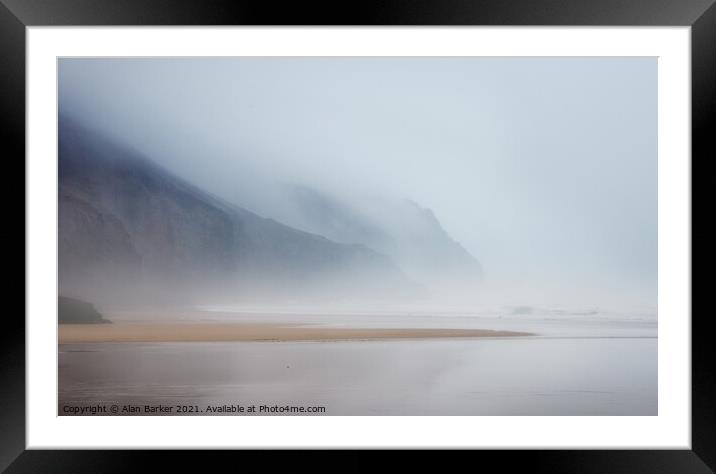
[5,0,711,471]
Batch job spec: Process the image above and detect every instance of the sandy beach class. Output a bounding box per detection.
[58,322,533,343]
[59,317,657,415]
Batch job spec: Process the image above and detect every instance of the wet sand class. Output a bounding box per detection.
[58,317,657,415]
[58,322,533,343]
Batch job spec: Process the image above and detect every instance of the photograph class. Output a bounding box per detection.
[3,0,707,465]
[57,56,657,416]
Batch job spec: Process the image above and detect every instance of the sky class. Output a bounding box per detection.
[58,57,657,308]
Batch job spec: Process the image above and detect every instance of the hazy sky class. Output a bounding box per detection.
[59,57,657,306]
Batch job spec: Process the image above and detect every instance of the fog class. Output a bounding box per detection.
[58,57,657,311]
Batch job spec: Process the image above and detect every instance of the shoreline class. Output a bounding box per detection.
[58,322,534,343]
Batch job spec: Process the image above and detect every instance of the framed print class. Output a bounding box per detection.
[5,0,711,471]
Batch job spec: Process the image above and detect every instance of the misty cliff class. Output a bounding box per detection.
[58,116,415,305]
[279,185,484,286]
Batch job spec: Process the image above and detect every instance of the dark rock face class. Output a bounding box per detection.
[58,296,110,324]
[58,116,414,306]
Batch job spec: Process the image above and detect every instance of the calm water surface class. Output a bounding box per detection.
[59,315,657,416]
